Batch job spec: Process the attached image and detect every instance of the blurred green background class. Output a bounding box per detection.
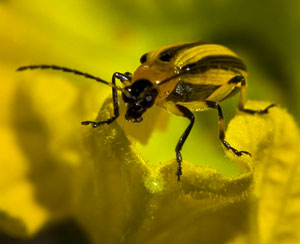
[1,0,300,243]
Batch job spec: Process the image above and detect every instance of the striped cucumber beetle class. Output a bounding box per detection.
[17,41,274,181]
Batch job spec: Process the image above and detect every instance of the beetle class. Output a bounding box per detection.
[17,41,274,181]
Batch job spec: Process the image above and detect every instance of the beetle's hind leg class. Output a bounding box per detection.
[81,72,131,128]
[230,75,275,114]
[240,103,276,115]
[205,100,251,156]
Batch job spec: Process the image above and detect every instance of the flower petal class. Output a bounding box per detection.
[76,100,299,244]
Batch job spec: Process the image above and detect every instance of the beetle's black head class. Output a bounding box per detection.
[122,79,158,123]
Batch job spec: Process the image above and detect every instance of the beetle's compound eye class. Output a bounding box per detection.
[145,94,153,102]
[140,53,148,64]
[140,89,158,109]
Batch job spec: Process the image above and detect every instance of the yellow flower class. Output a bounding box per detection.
[2,55,300,243]
[74,100,300,244]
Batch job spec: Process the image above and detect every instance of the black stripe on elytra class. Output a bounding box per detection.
[140,53,148,64]
[227,75,246,85]
[167,81,221,102]
[181,55,247,74]
[158,41,206,62]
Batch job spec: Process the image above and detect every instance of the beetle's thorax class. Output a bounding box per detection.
[132,61,180,104]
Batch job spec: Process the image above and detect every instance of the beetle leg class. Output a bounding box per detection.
[81,72,128,128]
[230,75,276,114]
[113,71,132,83]
[205,100,251,157]
[123,72,132,81]
[175,105,195,181]
[240,103,276,115]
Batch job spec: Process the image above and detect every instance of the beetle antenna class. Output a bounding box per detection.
[16,65,124,92]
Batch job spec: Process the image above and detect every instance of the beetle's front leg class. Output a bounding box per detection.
[81,72,131,128]
[175,105,195,181]
[205,100,251,156]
